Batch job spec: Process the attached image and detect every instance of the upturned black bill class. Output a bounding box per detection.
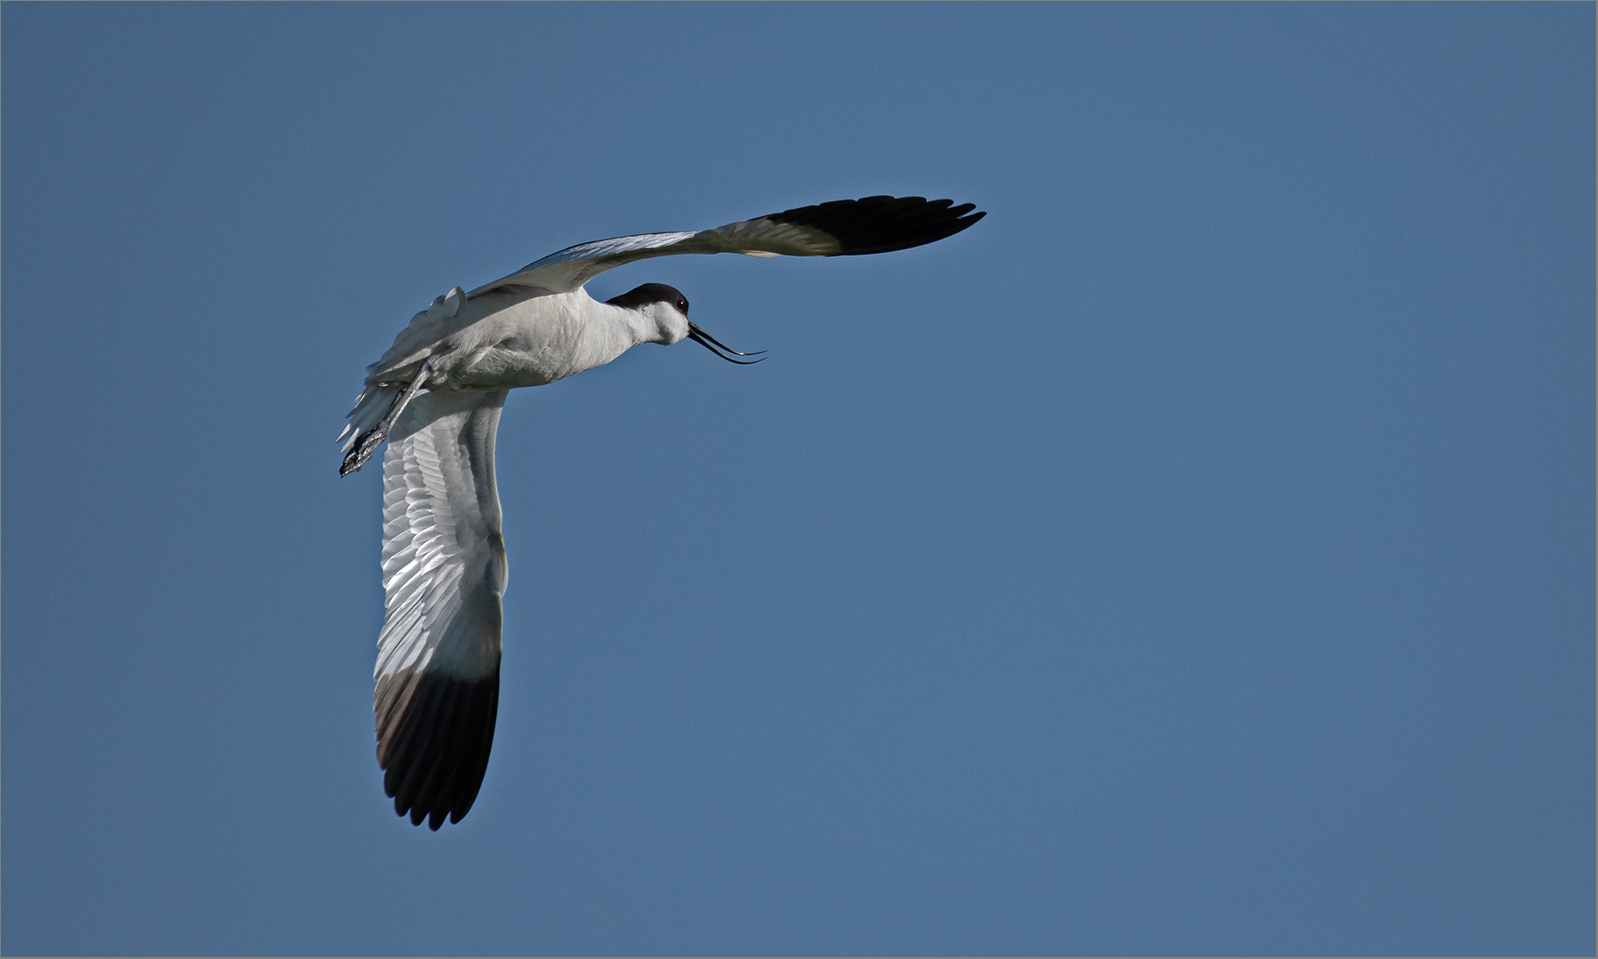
[687,323,766,365]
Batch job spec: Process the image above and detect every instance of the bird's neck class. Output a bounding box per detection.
[572,297,657,371]
[601,299,661,345]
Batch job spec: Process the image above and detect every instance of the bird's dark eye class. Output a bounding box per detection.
[677,299,688,312]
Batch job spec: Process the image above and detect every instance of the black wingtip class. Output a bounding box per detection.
[765,195,986,256]
[375,667,500,829]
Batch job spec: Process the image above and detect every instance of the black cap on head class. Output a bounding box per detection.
[606,283,688,314]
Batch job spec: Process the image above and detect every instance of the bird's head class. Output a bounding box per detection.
[605,283,764,364]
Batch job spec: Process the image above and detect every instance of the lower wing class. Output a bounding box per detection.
[372,388,509,829]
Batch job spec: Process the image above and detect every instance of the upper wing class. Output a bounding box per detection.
[467,195,986,298]
[372,388,508,829]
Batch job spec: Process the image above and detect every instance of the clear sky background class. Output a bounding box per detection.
[3,4,1593,956]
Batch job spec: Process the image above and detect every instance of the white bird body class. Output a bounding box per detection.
[365,288,686,393]
[342,196,985,829]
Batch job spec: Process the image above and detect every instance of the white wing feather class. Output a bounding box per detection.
[466,218,842,298]
[376,389,508,683]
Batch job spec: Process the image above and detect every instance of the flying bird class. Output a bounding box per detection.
[340,195,985,829]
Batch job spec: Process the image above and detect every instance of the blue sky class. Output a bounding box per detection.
[3,3,1592,955]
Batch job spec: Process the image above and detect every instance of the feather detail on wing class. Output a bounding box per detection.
[467,195,985,298]
[372,388,508,829]
[361,286,469,389]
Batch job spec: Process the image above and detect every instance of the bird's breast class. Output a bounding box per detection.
[429,294,633,390]
[438,333,579,389]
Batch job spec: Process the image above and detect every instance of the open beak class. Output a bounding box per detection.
[687,322,766,365]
